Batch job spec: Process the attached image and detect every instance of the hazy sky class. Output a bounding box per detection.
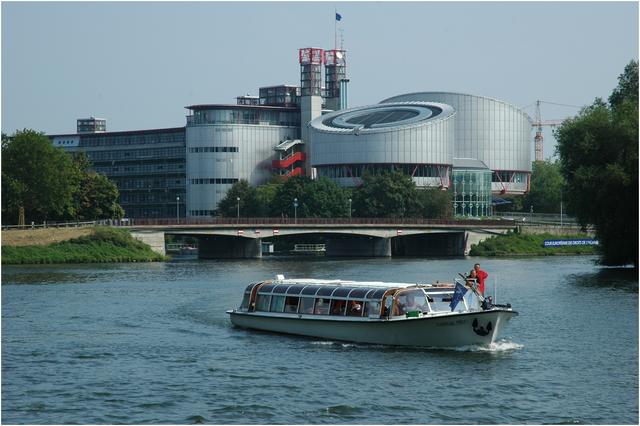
[2,1,638,159]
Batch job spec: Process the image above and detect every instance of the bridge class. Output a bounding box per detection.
[125,218,517,259]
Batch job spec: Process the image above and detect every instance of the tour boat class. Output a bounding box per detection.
[227,275,518,348]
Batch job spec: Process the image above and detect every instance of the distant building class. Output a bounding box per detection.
[49,47,533,219]
[77,117,106,134]
[185,103,300,217]
[50,127,186,219]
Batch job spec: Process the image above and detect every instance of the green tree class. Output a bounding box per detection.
[418,188,453,219]
[269,176,313,218]
[217,180,261,217]
[352,170,421,218]
[255,177,284,217]
[555,60,638,266]
[2,130,78,224]
[524,160,565,213]
[301,177,352,218]
[70,153,124,220]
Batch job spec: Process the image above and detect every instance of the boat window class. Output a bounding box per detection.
[429,294,455,312]
[299,297,315,314]
[363,300,381,317]
[333,287,356,297]
[259,284,276,293]
[273,285,290,294]
[317,286,339,296]
[364,289,378,299]
[255,294,271,311]
[383,296,393,316]
[284,296,299,313]
[301,286,320,295]
[270,295,285,312]
[346,300,363,316]
[371,289,387,299]
[313,298,330,315]
[330,299,346,316]
[240,292,251,310]
[349,288,371,298]
[244,283,258,293]
[286,285,305,295]
[394,289,429,316]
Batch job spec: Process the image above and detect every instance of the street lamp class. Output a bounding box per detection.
[560,190,563,229]
[176,196,180,223]
[348,198,352,221]
[236,197,240,223]
[293,198,298,224]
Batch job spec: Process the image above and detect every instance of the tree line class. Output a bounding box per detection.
[2,130,124,225]
[217,171,453,219]
[496,60,637,266]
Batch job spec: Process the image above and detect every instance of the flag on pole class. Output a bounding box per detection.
[449,282,468,311]
[336,12,342,21]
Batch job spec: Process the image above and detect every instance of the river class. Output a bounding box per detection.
[1,256,638,424]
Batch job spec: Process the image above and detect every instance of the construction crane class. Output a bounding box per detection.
[531,100,582,161]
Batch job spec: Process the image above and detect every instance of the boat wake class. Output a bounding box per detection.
[453,339,524,353]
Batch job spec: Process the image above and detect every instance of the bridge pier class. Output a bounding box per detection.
[392,232,466,256]
[198,235,262,259]
[325,235,391,257]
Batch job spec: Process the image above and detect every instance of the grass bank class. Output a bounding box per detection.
[2,227,166,264]
[469,231,599,257]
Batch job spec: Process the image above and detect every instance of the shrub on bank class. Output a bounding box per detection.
[1,227,166,264]
[469,231,599,256]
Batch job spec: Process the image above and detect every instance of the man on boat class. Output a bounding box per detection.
[474,263,488,295]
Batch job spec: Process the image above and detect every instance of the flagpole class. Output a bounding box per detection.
[334,8,337,50]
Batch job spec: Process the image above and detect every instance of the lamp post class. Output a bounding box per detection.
[236,197,240,223]
[176,196,180,223]
[293,198,298,224]
[530,205,533,224]
[560,190,563,229]
[348,198,352,221]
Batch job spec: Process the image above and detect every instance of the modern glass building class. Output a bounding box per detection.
[185,104,300,217]
[308,102,456,188]
[48,49,535,220]
[451,158,493,217]
[381,92,532,194]
[50,127,187,218]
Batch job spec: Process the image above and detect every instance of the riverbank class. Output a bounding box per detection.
[469,231,599,256]
[1,227,166,264]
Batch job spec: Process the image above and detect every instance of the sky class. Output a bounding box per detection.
[2,1,638,159]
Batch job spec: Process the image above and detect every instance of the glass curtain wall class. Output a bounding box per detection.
[452,169,492,217]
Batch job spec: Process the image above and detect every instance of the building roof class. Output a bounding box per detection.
[452,157,490,170]
[185,104,299,111]
[49,126,185,139]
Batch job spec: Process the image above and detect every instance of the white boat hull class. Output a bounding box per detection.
[228,309,517,348]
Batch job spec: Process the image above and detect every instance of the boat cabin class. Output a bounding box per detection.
[237,278,480,319]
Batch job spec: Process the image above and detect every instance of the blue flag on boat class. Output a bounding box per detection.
[449,282,468,311]
[336,12,342,21]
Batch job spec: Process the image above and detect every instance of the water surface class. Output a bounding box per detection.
[2,256,638,424]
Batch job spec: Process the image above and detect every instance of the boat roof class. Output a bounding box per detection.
[270,277,444,289]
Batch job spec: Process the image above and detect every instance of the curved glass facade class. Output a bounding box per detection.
[186,105,300,216]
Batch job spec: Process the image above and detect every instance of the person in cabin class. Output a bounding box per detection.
[466,269,478,288]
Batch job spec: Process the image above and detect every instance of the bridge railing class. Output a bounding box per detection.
[121,217,516,227]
